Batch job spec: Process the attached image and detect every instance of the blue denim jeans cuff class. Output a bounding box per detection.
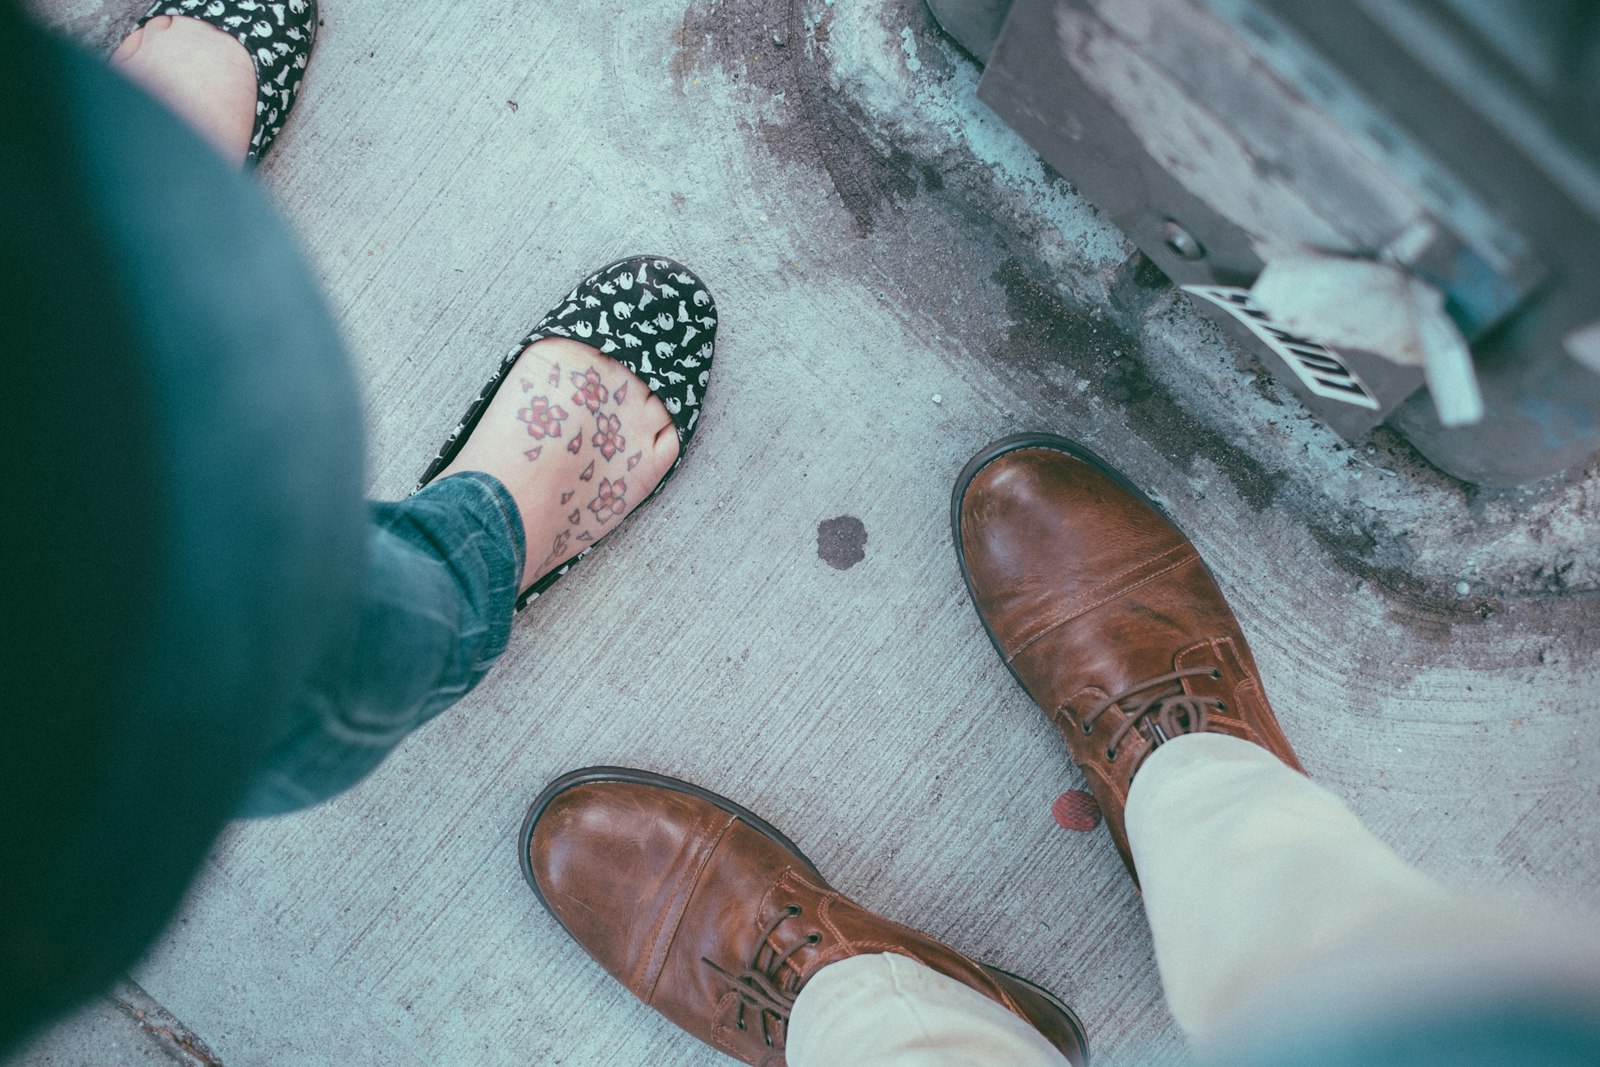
[239,471,526,817]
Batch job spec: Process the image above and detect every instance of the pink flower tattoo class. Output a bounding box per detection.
[517,395,568,439]
[591,413,625,460]
[587,477,628,525]
[571,368,609,413]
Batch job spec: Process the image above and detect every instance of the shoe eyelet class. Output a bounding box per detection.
[1216,701,1228,711]
[1210,669,1222,680]
[736,1020,746,1031]
[787,904,802,916]
[1081,722,1092,734]
[807,933,821,944]
[1105,747,1117,760]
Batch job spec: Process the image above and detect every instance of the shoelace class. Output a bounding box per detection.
[701,903,819,1049]
[1080,666,1227,760]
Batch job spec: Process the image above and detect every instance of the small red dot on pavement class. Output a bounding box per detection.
[1052,790,1102,832]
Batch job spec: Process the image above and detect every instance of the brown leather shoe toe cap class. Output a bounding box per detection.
[525,777,738,999]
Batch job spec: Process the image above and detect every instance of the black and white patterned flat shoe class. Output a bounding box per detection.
[137,0,317,163]
[418,255,718,610]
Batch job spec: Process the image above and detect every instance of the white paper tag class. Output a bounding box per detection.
[1183,284,1381,410]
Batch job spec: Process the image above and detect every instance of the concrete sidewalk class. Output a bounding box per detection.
[12,1,1600,1065]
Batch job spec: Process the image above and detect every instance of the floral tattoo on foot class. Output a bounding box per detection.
[587,477,628,525]
[571,368,608,412]
[592,413,624,460]
[517,391,568,441]
[540,530,571,569]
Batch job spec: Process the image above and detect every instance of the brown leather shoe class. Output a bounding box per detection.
[521,767,1089,1066]
[952,433,1303,879]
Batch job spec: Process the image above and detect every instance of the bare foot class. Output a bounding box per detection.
[111,16,256,165]
[437,337,681,590]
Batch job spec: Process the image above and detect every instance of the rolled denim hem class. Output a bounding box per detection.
[419,470,526,662]
[239,471,527,818]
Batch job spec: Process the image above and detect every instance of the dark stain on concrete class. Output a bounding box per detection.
[1106,250,1171,326]
[817,515,868,570]
[990,257,1289,515]
[674,0,930,236]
